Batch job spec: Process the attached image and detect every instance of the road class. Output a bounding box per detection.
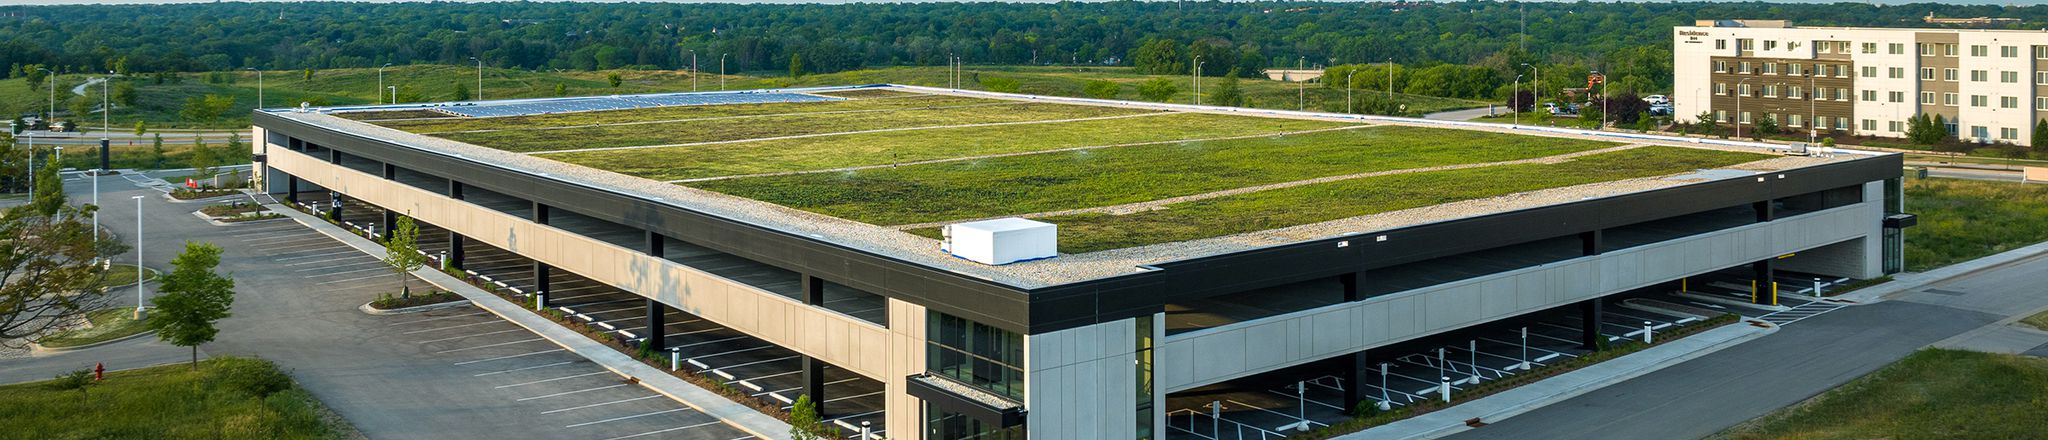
[18,130,249,147]
[1449,252,2048,440]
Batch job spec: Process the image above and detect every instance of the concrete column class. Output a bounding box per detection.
[645,231,665,258]
[1580,229,1604,256]
[532,202,550,225]
[448,233,465,269]
[286,175,299,204]
[1343,349,1371,413]
[382,163,396,180]
[1752,259,1777,305]
[800,355,827,417]
[381,209,397,238]
[802,275,826,306]
[1580,299,1604,350]
[1340,272,1361,302]
[1754,200,1775,222]
[645,299,667,351]
[448,180,465,200]
[328,147,341,164]
[533,262,551,307]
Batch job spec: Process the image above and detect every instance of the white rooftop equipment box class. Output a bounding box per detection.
[941,218,1058,265]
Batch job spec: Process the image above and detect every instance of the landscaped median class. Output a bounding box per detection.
[1298,313,1746,439]
[32,308,153,350]
[0,357,360,439]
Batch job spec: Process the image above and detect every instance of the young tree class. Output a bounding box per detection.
[606,73,622,88]
[1754,114,1779,138]
[1136,78,1178,102]
[788,53,805,78]
[1083,80,1119,99]
[555,83,570,96]
[147,242,235,369]
[1211,68,1244,107]
[132,120,145,136]
[301,68,314,81]
[178,94,235,124]
[68,92,95,120]
[0,198,123,348]
[788,394,823,440]
[2034,119,2048,155]
[1694,112,1719,136]
[384,216,427,299]
[112,81,137,107]
[189,136,216,176]
[149,134,166,168]
[452,81,472,101]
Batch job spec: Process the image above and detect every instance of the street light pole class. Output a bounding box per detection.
[1191,55,1201,105]
[719,53,727,91]
[1593,69,1606,130]
[244,67,263,109]
[1808,73,1818,143]
[1386,58,1394,101]
[1514,73,1523,126]
[1298,56,1306,111]
[131,195,144,319]
[388,86,397,105]
[689,49,698,91]
[468,57,483,101]
[1520,63,1539,104]
[378,63,393,104]
[1346,70,1357,113]
[41,67,55,124]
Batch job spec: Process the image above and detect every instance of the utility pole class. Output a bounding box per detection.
[378,63,393,104]
[1191,54,1201,105]
[719,53,727,91]
[1386,58,1395,101]
[1346,70,1357,113]
[689,49,698,91]
[1298,56,1306,111]
[468,57,483,101]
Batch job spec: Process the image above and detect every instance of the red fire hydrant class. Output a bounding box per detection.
[94,362,105,381]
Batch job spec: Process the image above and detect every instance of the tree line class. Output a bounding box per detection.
[1,1,2042,91]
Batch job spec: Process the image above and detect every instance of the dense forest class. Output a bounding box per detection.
[2,1,2043,81]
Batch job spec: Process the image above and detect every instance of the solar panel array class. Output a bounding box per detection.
[432,92,841,118]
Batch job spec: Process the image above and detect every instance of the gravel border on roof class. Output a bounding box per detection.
[277,85,1866,289]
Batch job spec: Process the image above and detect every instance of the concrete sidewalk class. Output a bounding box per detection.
[1836,239,2048,304]
[263,202,794,440]
[1340,321,1774,440]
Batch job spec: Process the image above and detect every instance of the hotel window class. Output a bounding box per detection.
[1920,67,1936,80]
[1789,114,1804,127]
[1741,112,1753,124]
[1889,67,1905,79]
[1716,39,1727,50]
[1972,126,1989,139]
[1919,43,1937,55]
[1739,83,1752,96]
[2003,96,2019,109]
[1862,119,1877,131]
[1837,64,1851,78]
[1862,66,1877,78]
[1835,117,1851,130]
[1946,43,1959,56]
[1890,91,1905,103]
[1944,68,1959,81]
[1863,42,1878,54]
[1972,95,1989,107]
[1862,90,1877,102]
[1920,92,1936,104]
[2037,96,2047,110]
[1714,60,1728,72]
[1945,93,1960,106]
[2003,46,2020,58]
[1971,70,1989,82]
[2003,71,2020,83]
[1890,120,1904,132]
[1838,41,1854,53]
[1714,83,1727,95]
[1740,62,1753,74]
[1890,43,1905,55]
[2036,46,2048,58]
[1971,45,1989,57]
[1837,87,1851,100]
[1765,40,1779,51]
[1715,110,1728,122]
[1763,63,1777,75]
[2002,127,2019,140]
[1764,85,1778,98]
[2037,71,2047,85]
[1788,63,1803,75]
[1790,85,1804,99]
[1739,39,1754,51]
[1815,116,1828,129]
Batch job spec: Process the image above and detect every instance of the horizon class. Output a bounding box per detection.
[5,0,2041,6]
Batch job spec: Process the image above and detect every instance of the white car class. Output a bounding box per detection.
[1643,95,1671,105]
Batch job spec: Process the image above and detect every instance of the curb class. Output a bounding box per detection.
[1345,320,1776,440]
[1836,240,2048,304]
[358,298,473,316]
[30,329,159,354]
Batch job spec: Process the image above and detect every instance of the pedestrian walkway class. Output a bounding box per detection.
[261,201,793,440]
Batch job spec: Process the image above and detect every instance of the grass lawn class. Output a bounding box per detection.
[1902,177,2048,272]
[99,264,160,289]
[1470,112,1601,128]
[695,125,1618,226]
[371,94,994,133]
[2022,309,2048,332]
[0,357,355,439]
[34,308,151,349]
[434,100,1151,153]
[994,146,1768,253]
[764,65,1491,115]
[549,112,1351,181]
[1712,349,2048,440]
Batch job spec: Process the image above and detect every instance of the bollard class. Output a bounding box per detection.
[1440,376,1452,402]
[1519,327,1531,371]
[671,351,680,372]
[535,293,544,310]
[860,421,871,439]
[1643,321,1654,344]
[440,251,449,270]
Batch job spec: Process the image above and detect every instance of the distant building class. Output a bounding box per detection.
[1263,69,1322,82]
[1923,13,2021,27]
[1675,19,2048,146]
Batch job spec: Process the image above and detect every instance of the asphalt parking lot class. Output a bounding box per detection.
[328,196,889,438]
[223,219,758,440]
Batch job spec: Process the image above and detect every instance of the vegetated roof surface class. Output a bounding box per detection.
[304,86,1850,286]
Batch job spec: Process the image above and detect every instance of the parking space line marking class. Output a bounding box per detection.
[295,260,387,271]
[566,407,694,428]
[734,370,800,384]
[455,349,565,366]
[434,337,546,354]
[518,384,631,402]
[496,371,615,389]
[476,361,580,377]
[755,377,861,398]
[672,336,749,350]
[277,250,361,261]
[711,355,798,373]
[541,395,664,414]
[260,241,345,251]
[689,345,773,361]
[388,312,488,326]
[403,319,511,334]
[317,273,400,285]
[305,266,392,277]
[599,421,726,440]
[416,328,528,344]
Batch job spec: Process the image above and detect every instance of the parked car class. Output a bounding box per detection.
[1544,102,1579,115]
[1644,94,1671,105]
[1649,103,1674,116]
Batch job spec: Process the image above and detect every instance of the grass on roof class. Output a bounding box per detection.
[437,101,1158,153]
[812,88,926,98]
[547,112,1354,181]
[907,146,1769,253]
[692,125,1619,226]
[334,109,456,121]
[370,94,994,133]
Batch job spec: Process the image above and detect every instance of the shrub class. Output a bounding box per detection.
[205,358,293,398]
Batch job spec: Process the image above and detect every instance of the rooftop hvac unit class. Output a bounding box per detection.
[940,218,1057,266]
